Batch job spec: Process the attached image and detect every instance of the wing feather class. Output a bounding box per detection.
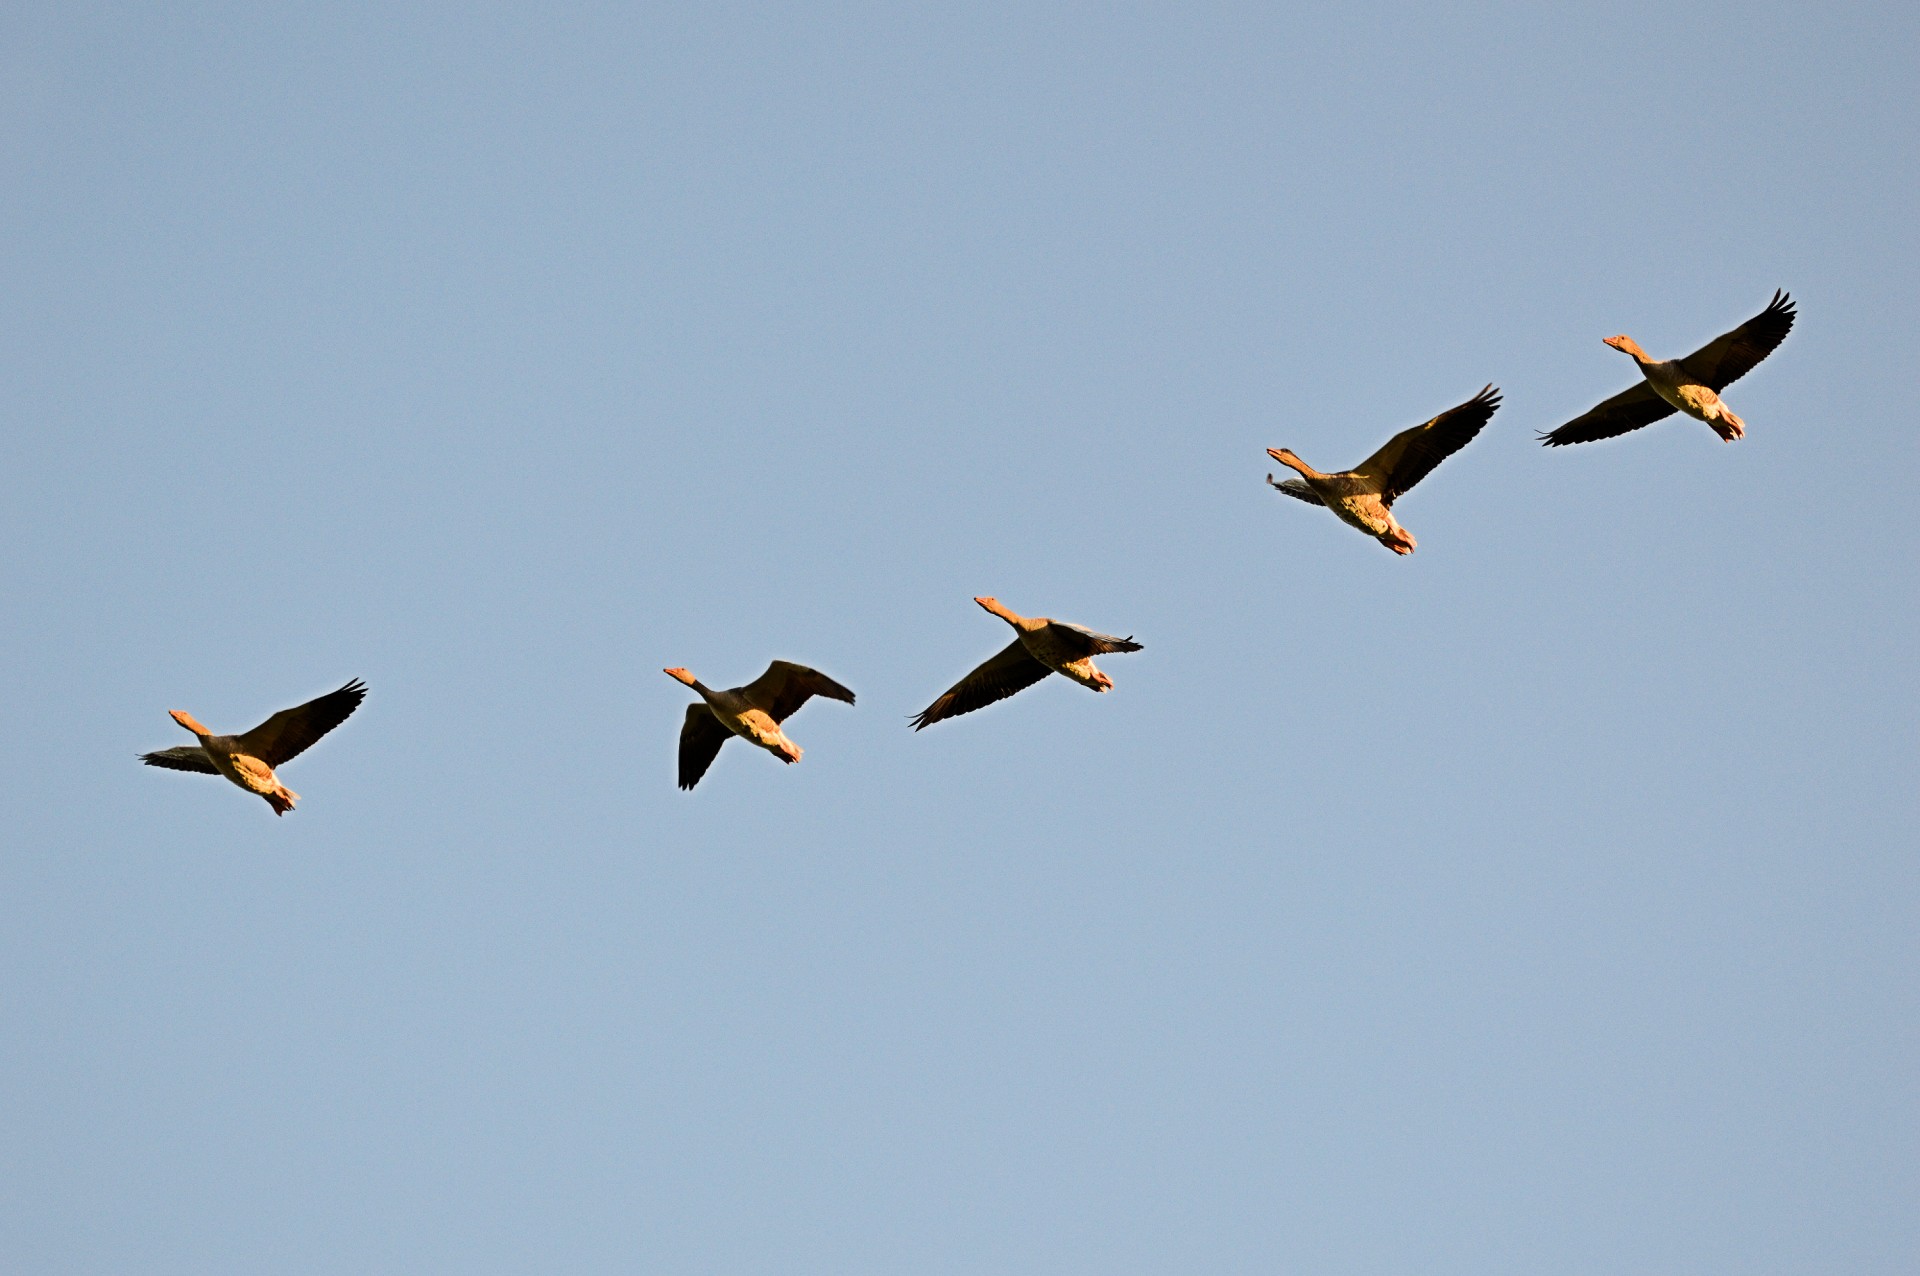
[910,640,1051,730]
[235,679,368,767]
[742,660,856,724]
[1045,620,1144,658]
[1678,289,1795,391]
[1266,475,1326,506]
[139,746,218,774]
[1539,382,1676,447]
[678,704,731,790]
[1358,385,1501,506]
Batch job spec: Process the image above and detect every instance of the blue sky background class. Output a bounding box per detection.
[2,2,1915,1271]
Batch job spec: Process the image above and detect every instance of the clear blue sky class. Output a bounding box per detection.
[3,2,1915,1271]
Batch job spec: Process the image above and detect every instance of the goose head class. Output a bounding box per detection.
[1266,447,1315,477]
[169,709,211,736]
[1603,334,1650,360]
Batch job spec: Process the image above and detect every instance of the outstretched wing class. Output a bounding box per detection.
[1044,620,1144,658]
[1266,475,1326,506]
[1539,381,1677,447]
[911,639,1051,730]
[139,745,218,774]
[678,704,731,790]
[235,679,368,767]
[1358,385,1501,506]
[742,660,856,724]
[1678,289,1795,391]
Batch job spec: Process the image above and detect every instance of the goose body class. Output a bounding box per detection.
[1266,385,1500,555]
[1542,290,1794,446]
[667,661,855,789]
[911,597,1142,729]
[140,679,367,816]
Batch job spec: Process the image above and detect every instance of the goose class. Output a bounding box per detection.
[1540,290,1794,446]
[1265,384,1500,554]
[666,661,855,790]
[911,597,1142,730]
[140,679,367,815]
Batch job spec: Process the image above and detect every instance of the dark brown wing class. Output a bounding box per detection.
[1539,381,1677,447]
[741,660,856,724]
[1678,289,1795,391]
[1266,475,1326,506]
[1358,385,1500,506]
[139,745,218,774]
[233,679,367,767]
[910,639,1052,730]
[678,704,731,790]
[1043,620,1143,658]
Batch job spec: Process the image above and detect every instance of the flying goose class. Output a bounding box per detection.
[666,661,855,790]
[1265,384,1501,554]
[911,597,1142,730]
[1541,290,1795,446]
[140,679,367,815]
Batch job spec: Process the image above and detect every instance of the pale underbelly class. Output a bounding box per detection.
[1331,497,1390,536]
[1653,379,1721,419]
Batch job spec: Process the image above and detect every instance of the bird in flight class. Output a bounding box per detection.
[1540,290,1794,447]
[1266,384,1501,554]
[912,597,1142,730]
[666,661,855,789]
[140,679,367,816]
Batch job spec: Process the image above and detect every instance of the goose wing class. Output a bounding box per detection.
[678,704,731,790]
[1265,475,1326,506]
[140,745,218,774]
[1044,620,1143,657]
[234,679,368,767]
[742,660,856,724]
[1539,381,1676,447]
[1357,385,1500,505]
[1678,289,1795,391]
[911,639,1051,730]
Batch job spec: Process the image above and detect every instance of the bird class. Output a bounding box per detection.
[911,596,1143,730]
[1540,290,1795,447]
[139,679,367,816]
[1265,384,1501,555]
[666,661,855,790]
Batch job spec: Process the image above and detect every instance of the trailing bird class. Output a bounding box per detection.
[911,597,1142,730]
[1266,384,1500,554]
[666,661,855,790]
[140,679,367,816]
[1541,290,1794,446]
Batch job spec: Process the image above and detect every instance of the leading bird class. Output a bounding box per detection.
[1541,290,1794,447]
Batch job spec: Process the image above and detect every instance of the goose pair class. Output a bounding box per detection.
[1267,292,1794,551]
[668,597,1141,789]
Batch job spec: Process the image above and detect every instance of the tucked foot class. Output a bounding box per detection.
[1379,529,1417,555]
